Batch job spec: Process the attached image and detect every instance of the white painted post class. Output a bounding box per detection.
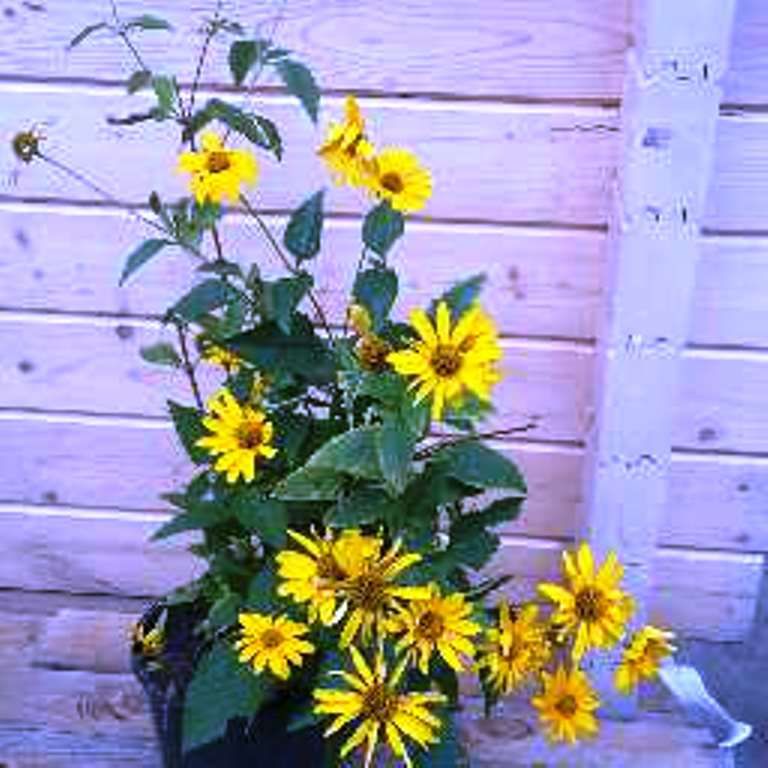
[582,0,737,715]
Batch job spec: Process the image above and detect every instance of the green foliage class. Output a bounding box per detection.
[183,643,272,753]
[353,267,398,331]
[119,238,171,286]
[67,22,108,49]
[376,416,414,496]
[126,69,152,94]
[437,441,527,493]
[363,202,405,257]
[168,400,208,464]
[152,75,179,118]
[284,191,325,263]
[171,279,234,322]
[274,59,321,123]
[233,494,288,549]
[139,342,181,368]
[151,501,229,541]
[434,274,487,319]
[262,275,314,334]
[123,15,173,32]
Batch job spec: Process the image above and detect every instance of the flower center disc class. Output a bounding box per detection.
[380,172,404,194]
[362,682,398,723]
[431,345,462,377]
[260,628,284,649]
[575,587,606,622]
[555,694,578,717]
[349,571,386,611]
[417,611,445,641]
[207,151,231,173]
[236,420,264,450]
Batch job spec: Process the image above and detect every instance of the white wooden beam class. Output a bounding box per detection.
[582,0,737,715]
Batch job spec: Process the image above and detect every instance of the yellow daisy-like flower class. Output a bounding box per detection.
[198,336,242,374]
[389,584,481,673]
[532,665,600,744]
[131,621,165,658]
[614,625,676,694]
[276,528,380,626]
[314,647,446,768]
[538,542,634,661]
[336,538,430,648]
[368,147,432,213]
[318,95,376,188]
[477,602,551,695]
[234,612,315,681]
[178,131,258,204]
[387,301,502,421]
[195,389,277,484]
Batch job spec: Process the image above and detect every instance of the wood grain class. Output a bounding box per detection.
[0,0,631,101]
[0,85,620,227]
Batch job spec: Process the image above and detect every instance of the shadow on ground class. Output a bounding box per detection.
[678,563,768,767]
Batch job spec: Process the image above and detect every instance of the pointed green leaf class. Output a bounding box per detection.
[438,441,527,493]
[284,190,324,263]
[123,15,173,31]
[376,417,414,496]
[434,274,486,319]
[171,279,233,322]
[306,427,382,480]
[126,69,152,94]
[262,274,314,334]
[275,466,342,501]
[139,342,181,368]
[363,202,404,257]
[67,22,108,50]
[152,75,178,117]
[353,267,398,331]
[233,495,288,548]
[275,58,320,123]
[151,502,227,541]
[204,99,282,160]
[168,400,208,464]
[119,238,170,286]
[229,39,260,86]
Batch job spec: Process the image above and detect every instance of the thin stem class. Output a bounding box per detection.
[414,421,540,461]
[188,0,223,116]
[175,321,204,410]
[110,0,150,72]
[240,194,335,341]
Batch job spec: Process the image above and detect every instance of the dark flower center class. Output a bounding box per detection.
[431,345,462,377]
[380,171,404,194]
[348,571,387,611]
[317,554,346,582]
[417,611,445,641]
[575,587,606,622]
[555,694,578,718]
[207,150,231,173]
[236,420,264,450]
[361,681,398,722]
[260,629,284,649]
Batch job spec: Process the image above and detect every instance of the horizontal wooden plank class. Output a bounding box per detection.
[0,0,631,101]
[0,506,758,641]
[0,315,594,443]
[0,205,605,342]
[0,85,619,227]
[723,0,768,105]
[3,413,768,553]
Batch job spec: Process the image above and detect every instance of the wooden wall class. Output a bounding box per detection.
[1,0,767,652]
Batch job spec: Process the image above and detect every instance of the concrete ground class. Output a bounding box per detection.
[678,563,768,767]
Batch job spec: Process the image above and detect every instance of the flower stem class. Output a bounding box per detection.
[175,321,204,410]
[414,421,540,460]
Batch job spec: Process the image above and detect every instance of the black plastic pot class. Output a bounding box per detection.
[131,603,326,768]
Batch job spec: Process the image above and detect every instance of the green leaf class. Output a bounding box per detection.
[327,486,394,527]
[229,40,261,86]
[168,400,208,464]
[353,267,398,331]
[233,495,288,548]
[107,108,163,127]
[275,59,320,123]
[151,502,227,541]
[438,442,527,493]
[67,22,108,50]
[126,69,152,94]
[376,417,414,496]
[363,202,405,257]
[305,427,382,481]
[182,643,272,753]
[204,99,282,160]
[262,274,314,334]
[276,466,342,501]
[152,75,178,118]
[434,274,486,319]
[414,712,461,768]
[284,191,324,263]
[208,591,241,629]
[246,567,278,612]
[171,279,233,322]
[139,342,181,368]
[119,238,170,286]
[123,14,173,31]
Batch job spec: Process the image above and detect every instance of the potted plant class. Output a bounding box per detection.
[14,4,679,766]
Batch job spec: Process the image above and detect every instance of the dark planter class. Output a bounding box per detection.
[131,603,326,768]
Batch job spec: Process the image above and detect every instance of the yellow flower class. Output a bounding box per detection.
[178,131,258,204]
[389,584,481,673]
[356,333,392,373]
[314,647,445,768]
[615,625,676,694]
[532,665,600,744]
[131,621,165,658]
[387,301,502,421]
[347,303,373,335]
[336,538,430,648]
[12,126,44,164]
[477,602,551,695]
[538,542,634,661]
[318,95,375,188]
[195,389,277,483]
[198,336,242,373]
[234,612,314,681]
[368,147,432,213]
[276,528,380,626]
